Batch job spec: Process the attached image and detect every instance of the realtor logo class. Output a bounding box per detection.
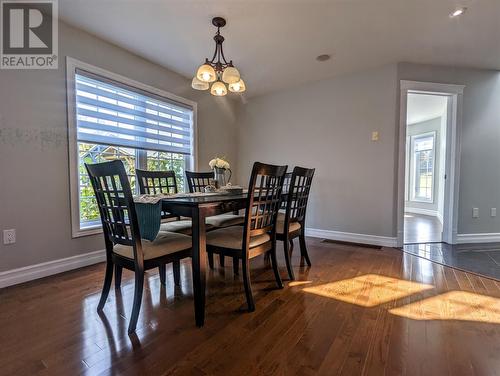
[1,0,58,69]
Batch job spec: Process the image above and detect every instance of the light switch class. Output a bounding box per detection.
[371,131,379,141]
[472,208,479,218]
[492,208,497,217]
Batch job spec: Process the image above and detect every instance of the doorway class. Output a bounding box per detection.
[397,81,464,247]
[404,93,447,243]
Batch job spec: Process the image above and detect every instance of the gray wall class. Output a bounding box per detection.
[236,62,500,239]
[0,21,238,272]
[398,63,500,234]
[236,64,399,237]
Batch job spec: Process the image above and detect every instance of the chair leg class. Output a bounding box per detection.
[270,244,284,289]
[283,238,295,280]
[289,239,294,255]
[208,251,214,269]
[263,251,271,266]
[97,261,113,311]
[219,254,225,267]
[242,257,255,312]
[173,260,181,286]
[128,270,144,334]
[114,264,123,289]
[159,264,166,286]
[233,256,239,275]
[299,234,312,267]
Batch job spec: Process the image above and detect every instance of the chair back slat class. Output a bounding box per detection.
[185,171,214,193]
[137,169,178,195]
[280,172,292,209]
[85,160,140,248]
[244,162,288,243]
[284,166,315,224]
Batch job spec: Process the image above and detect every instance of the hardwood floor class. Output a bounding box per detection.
[2,238,500,375]
[404,213,442,243]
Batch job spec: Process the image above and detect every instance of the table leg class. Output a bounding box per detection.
[191,207,207,327]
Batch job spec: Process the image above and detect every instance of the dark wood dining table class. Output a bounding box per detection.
[160,193,248,327]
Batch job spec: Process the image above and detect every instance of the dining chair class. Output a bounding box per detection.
[206,162,288,311]
[185,171,214,193]
[276,166,315,280]
[86,160,192,333]
[185,170,245,269]
[136,169,194,235]
[137,169,178,195]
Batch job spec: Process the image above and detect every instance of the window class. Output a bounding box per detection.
[411,133,435,202]
[67,58,196,237]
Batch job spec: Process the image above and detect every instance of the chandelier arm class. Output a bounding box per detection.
[209,52,217,64]
[208,41,218,64]
[219,43,229,65]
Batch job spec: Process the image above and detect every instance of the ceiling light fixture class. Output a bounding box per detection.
[192,17,245,95]
[449,7,467,18]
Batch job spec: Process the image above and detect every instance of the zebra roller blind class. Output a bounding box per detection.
[75,69,193,155]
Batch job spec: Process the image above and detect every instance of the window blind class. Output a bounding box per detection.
[75,69,193,155]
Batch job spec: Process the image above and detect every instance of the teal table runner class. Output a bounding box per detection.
[135,201,162,241]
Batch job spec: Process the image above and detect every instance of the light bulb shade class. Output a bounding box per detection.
[196,64,217,82]
[228,79,246,93]
[191,77,209,90]
[222,66,240,84]
[210,81,228,96]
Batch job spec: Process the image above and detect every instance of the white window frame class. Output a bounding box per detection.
[409,131,436,203]
[66,57,198,238]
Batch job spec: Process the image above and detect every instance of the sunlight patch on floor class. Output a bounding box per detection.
[389,290,500,324]
[288,281,313,287]
[302,274,433,307]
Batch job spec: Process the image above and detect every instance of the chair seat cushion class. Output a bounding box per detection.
[160,219,193,235]
[276,218,301,234]
[206,214,245,228]
[206,226,270,250]
[113,231,192,260]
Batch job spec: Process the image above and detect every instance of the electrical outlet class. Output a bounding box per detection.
[3,229,16,245]
[371,131,379,141]
[472,208,479,218]
[492,208,497,217]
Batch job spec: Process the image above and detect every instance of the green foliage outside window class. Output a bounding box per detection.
[78,143,187,227]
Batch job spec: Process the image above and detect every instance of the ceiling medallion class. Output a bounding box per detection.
[191,17,245,96]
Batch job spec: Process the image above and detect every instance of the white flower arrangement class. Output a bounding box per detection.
[209,157,230,170]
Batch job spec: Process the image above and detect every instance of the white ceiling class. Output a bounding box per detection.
[59,0,500,98]
[407,93,448,125]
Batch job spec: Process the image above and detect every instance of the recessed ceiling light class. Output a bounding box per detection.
[449,7,467,18]
[316,54,331,62]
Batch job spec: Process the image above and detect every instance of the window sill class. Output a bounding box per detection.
[72,225,102,239]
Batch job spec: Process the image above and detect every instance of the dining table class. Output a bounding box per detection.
[134,188,291,327]
[160,192,249,327]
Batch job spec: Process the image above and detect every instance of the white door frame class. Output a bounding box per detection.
[397,80,465,247]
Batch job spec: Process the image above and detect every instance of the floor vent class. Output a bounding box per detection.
[321,239,382,250]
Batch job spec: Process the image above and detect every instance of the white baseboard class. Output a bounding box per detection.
[306,228,397,248]
[0,249,105,289]
[405,207,438,218]
[456,233,500,244]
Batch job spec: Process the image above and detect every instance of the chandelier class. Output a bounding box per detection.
[191,17,246,96]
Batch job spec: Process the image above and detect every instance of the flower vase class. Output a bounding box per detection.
[214,167,231,188]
